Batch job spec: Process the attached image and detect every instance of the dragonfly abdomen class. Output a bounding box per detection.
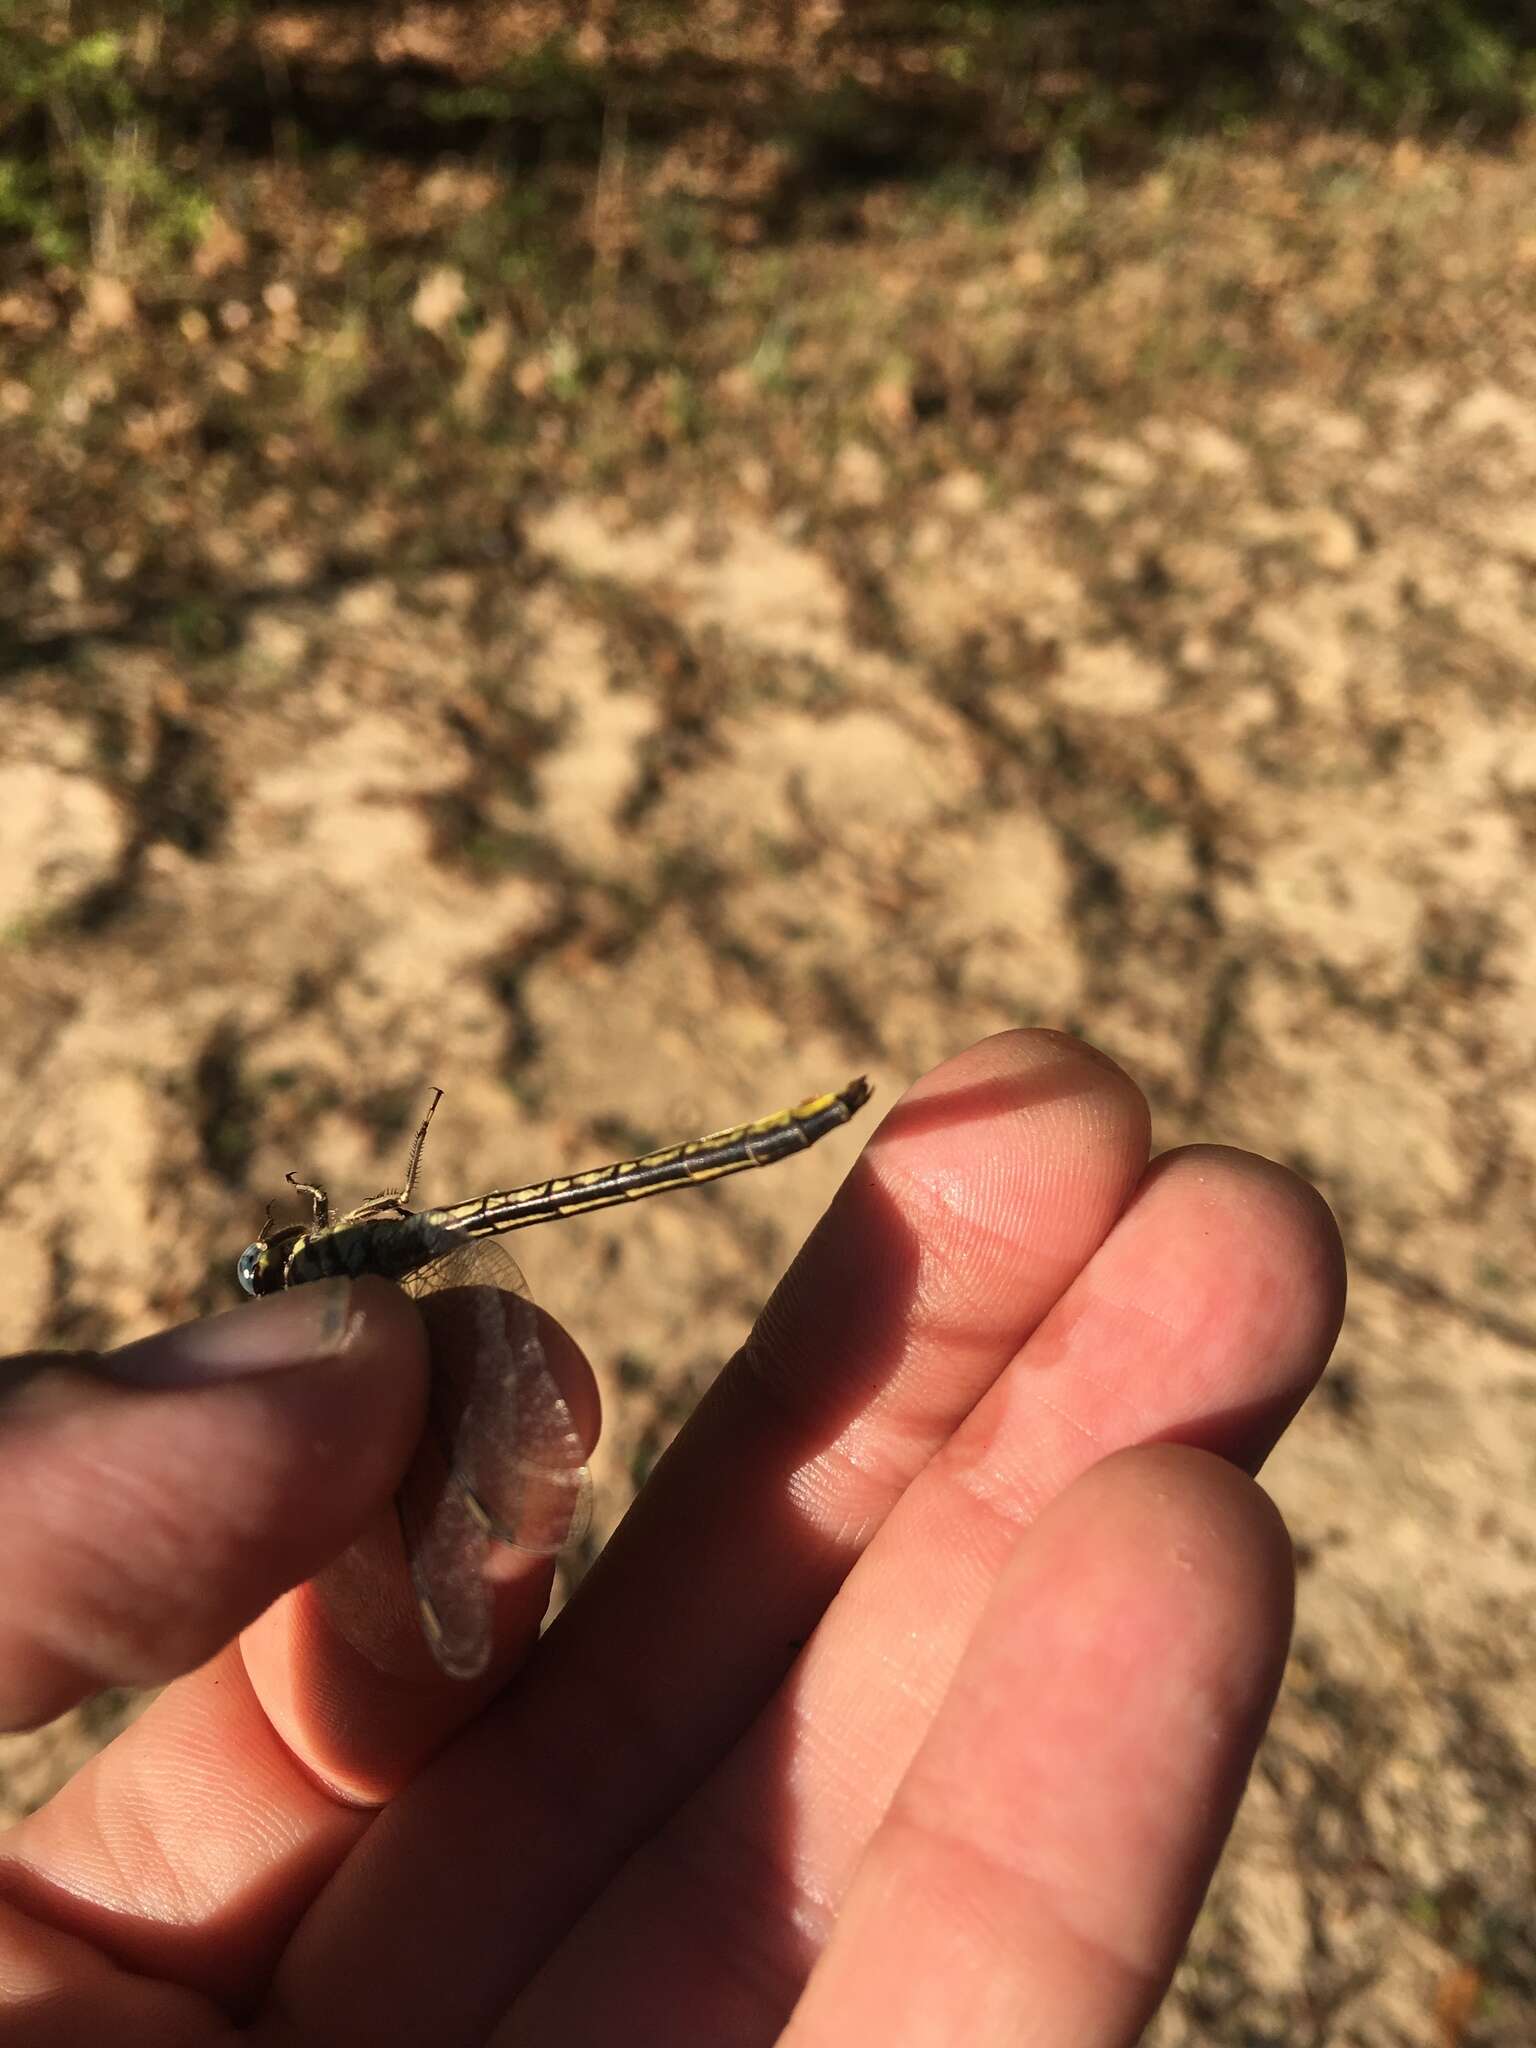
[269,1078,871,1291]
[435,1078,870,1238]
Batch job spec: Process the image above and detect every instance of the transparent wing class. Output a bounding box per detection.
[398,1235,591,1680]
[393,1423,493,1682]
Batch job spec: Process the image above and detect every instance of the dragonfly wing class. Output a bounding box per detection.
[394,1421,492,1681]
[313,1300,497,1681]
[399,1235,591,1678]
[403,1236,592,1557]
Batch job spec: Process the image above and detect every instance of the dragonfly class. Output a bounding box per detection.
[236,1076,871,1679]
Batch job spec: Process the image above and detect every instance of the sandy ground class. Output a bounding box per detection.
[3,129,1534,2044]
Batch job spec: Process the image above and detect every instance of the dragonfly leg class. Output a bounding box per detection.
[396,1088,444,1207]
[335,1088,444,1228]
[285,1172,331,1231]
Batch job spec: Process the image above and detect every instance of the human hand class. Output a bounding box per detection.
[0,1031,1343,2045]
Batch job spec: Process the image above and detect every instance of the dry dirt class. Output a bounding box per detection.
[2,129,1534,2046]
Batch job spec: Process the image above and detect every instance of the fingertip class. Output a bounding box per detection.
[904,1443,1297,1944]
[880,1026,1151,1154]
[1004,1444,1297,1824]
[1083,1442,1296,1662]
[1149,1144,1346,1306]
[101,1278,355,1386]
[1129,1145,1347,1443]
[846,1027,1153,1304]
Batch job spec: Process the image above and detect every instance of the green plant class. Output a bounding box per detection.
[1278,0,1536,127]
[0,3,220,268]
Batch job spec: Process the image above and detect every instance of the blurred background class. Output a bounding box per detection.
[2,2,1534,2039]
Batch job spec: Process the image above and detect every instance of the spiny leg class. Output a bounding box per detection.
[285,1172,331,1231]
[336,1087,445,1228]
[397,1087,444,1207]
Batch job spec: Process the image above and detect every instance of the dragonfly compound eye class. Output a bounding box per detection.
[236,1244,264,1295]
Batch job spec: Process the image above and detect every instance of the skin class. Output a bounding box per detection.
[0,1030,1343,2045]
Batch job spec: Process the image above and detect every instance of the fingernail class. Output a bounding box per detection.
[103,1280,355,1388]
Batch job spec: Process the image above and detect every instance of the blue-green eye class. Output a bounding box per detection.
[236,1244,263,1295]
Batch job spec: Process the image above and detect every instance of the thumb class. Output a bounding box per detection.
[0,1277,427,1729]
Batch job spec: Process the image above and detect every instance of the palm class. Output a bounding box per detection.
[0,1033,1341,2046]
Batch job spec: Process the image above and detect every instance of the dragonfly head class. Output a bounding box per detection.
[236,1226,303,1297]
